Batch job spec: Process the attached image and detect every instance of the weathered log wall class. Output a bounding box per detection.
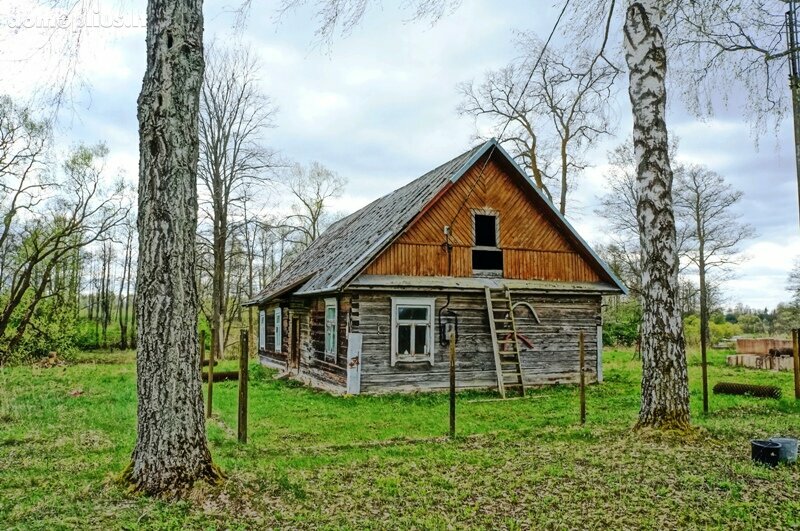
[257,298,348,391]
[353,290,601,394]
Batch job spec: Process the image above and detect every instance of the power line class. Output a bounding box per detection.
[446,0,572,235]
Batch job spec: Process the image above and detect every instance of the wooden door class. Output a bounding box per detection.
[290,317,300,370]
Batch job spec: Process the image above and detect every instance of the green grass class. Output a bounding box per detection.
[2,348,800,529]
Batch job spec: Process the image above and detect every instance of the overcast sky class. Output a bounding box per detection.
[1,0,797,310]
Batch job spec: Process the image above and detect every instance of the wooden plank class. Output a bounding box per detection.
[579,331,586,425]
[346,333,363,395]
[794,329,800,400]
[238,329,248,444]
[506,288,525,396]
[363,159,604,282]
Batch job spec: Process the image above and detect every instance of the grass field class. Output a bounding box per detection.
[2,348,800,529]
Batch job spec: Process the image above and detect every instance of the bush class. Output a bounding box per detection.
[683,314,742,346]
[603,299,641,347]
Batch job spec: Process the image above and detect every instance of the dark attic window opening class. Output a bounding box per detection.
[472,249,503,271]
[474,214,497,247]
[473,213,502,273]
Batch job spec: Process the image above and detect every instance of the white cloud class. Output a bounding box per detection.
[3,0,798,310]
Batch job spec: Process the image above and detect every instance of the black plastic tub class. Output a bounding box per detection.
[751,440,782,467]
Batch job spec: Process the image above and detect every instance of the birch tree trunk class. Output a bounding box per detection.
[125,0,223,495]
[624,1,690,429]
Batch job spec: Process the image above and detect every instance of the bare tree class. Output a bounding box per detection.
[0,96,50,260]
[125,0,223,495]
[276,0,460,46]
[458,36,617,214]
[0,143,128,361]
[284,161,345,247]
[595,140,644,297]
[198,42,277,364]
[674,164,755,413]
[116,215,136,350]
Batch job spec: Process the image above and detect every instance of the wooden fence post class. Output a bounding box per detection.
[793,328,800,400]
[199,329,206,372]
[238,329,249,444]
[449,330,456,439]
[207,326,215,418]
[579,331,586,425]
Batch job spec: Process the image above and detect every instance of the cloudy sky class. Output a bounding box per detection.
[1,0,797,310]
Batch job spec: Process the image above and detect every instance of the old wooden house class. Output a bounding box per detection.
[245,139,626,396]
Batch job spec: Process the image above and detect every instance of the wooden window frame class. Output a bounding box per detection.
[274,307,282,352]
[324,297,337,362]
[258,310,266,350]
[471,208,502,275]
[391,296,435,366]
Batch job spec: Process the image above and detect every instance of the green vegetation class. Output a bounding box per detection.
[2,349,799,529]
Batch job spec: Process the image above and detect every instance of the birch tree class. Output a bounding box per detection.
[123,0,223,495]
[624,1,690,429]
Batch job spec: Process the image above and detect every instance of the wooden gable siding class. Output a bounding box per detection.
[364,159,601,282]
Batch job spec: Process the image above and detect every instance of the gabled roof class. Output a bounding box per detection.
[247,139,626,305]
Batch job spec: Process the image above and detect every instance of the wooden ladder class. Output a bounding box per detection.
[485,287,525,398]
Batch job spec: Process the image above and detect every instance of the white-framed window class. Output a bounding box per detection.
[259,310,266,350]
[391,297,435,366]
[274,307,282,352]
[324,298,337,362]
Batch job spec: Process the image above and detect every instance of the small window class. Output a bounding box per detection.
[274,307,282,352]
[472,212,502,272]
[474,214,497,247]
[391,297,435,366]
[259,310,266,350]
[324,298,337,362]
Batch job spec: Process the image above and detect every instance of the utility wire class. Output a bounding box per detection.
[445,0,573,239]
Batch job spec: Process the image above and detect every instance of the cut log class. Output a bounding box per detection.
[202,371,239,383]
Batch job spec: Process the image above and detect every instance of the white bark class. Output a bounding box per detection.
[624,0,690,429]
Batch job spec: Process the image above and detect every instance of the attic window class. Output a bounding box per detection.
[474,214,497,247]
[472,212,503,273]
